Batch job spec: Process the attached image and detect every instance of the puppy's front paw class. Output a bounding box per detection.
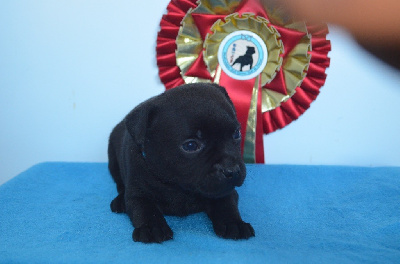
[133,223,173,243]
[213,221,255,240]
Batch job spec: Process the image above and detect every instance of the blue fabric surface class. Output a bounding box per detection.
[0,162,399,263]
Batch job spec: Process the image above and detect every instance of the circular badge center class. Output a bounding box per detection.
[218,30,268,80]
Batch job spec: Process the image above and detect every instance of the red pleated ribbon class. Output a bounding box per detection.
[156,0,331,163]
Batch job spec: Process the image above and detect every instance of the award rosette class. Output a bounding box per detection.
[156,0,331,163]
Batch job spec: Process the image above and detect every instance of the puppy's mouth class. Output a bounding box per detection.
[195,166,245,199]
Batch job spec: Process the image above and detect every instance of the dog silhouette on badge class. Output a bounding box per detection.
[231,46,255,71]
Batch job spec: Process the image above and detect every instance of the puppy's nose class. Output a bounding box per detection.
[222,165,240,179]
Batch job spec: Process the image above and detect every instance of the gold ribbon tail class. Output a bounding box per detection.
[213,65,222,84]
[243,75,260,163]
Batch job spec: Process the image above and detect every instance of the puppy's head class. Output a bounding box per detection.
[126,83,246,198]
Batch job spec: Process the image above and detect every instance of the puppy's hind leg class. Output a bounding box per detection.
[110,194,125,213]
[108,142,126,213]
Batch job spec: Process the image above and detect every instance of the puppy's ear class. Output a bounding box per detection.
[208,83,236,110]
[124,103,157,149]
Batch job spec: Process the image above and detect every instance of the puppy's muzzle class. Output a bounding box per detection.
[214,164,242,182]
[221,165,241,179]
[198,164,244,198]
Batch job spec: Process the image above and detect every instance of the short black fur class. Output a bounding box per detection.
[108,83,254,243]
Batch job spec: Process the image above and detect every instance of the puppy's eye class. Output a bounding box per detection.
[181,140,203,153]
[233,129,241,140]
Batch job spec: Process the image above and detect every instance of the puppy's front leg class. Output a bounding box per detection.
[207,190,255,240]
[125,197,173,243]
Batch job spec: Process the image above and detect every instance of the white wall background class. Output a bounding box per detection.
[1,0,399,185]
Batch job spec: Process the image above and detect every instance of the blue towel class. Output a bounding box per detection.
[1,163,399,263]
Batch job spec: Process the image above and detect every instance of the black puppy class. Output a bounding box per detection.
[108,83,254,243]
